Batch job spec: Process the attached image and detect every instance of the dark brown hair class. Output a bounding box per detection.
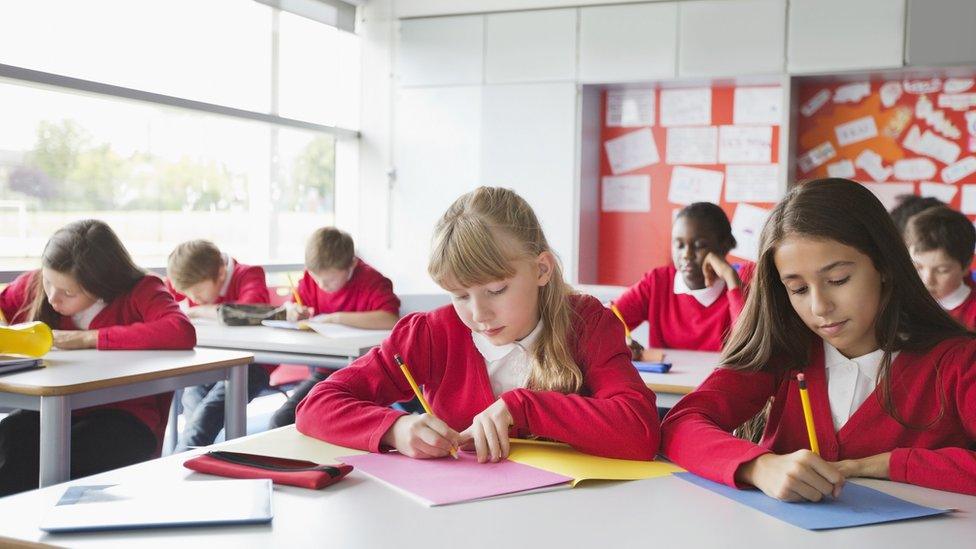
[19,219,145,327]
[675,202,737,253]
[904,206,976,269]
[167,239,224,290]
[724,179,971,433]
[889,194,945,235]
[305,227,355,272]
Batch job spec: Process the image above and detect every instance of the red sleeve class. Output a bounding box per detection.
[164,277,187,303]
[661,367,777,487]
[500,304,660,460]
[727,262,755,320]
[888,343,976,494]
[362,274,400,315]
[232,266,270,304]
[295,271,316,309]
[1,271,36,323]
[295,314,432,451]
[98,277,197,350]
[615,271,654,330]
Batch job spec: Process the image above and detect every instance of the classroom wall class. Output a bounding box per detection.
[353,0,976,293]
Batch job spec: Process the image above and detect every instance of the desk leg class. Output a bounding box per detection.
[224,364,247,440]
[39,395,71,487]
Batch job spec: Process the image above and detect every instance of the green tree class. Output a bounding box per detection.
[287,135,335,212]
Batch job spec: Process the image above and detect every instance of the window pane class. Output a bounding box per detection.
[272,128,337,261]
[0,0,272,112]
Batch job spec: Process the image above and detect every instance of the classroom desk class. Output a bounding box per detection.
[0,426,973,548]
[638,349,722,407]
[193,321,388,369]
[0,348,253,487]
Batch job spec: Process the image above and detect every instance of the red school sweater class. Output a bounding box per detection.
[947,288,976,331]
[1,272,197,447]
[166,259,270,306]
[614,263,754,351]
[295,294,661,460]
[296,258,400,316]
[660,337,976,495]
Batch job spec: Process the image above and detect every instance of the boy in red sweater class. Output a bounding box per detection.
[904,206,976,329]
[270,227,400,428]
[0,220,195,496]
[166,239,273,451]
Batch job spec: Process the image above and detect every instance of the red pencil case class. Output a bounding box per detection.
[184,450,353,490]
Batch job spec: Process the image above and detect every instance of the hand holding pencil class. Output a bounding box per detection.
[378,354,460,460]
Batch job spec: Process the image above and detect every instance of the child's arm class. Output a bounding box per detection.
[314,310,399,329]
[0,272,34,324]
[97,277,196,350]
[186,305,220,320]
[614,273,653,332]
[498,307,661,461]
[234,266,271,304]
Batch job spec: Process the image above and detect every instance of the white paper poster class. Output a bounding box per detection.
[944,78,975,94]
[904,78,942,94]
[660,88,712,127]
[733,87,782,125]
[718,126,772,164]
[880,82,902,108]
[801,89,831,117]
[920,182,958,203]
[855,149,893,182]
[604,129,660,174]
[834,116,879,147]
[826,159,856,179]
[942,156,976,184]
[668,166,724,205]
[834,82,871,104]
[861,182,914,211]
[730,204,772,262]
[903,125,962,165]
[602,175,651,212]
[666,127,718,164]
[892,158,937,181]
[962,185,976,214]
[797,141,837,173]
[725,165,781,203]
[606,90,655,127]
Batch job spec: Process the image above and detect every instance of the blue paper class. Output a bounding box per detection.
[675,472,950,530]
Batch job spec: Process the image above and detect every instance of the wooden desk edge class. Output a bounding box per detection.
[645,382,695,395]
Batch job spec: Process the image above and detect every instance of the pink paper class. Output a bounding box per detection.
[339,452,572,506]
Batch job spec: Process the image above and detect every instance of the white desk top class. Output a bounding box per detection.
[639,348,722,395]
[0,348,254,396]
[0,427,973,548]
[193,322,388,359]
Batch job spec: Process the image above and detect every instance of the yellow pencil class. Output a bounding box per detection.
[609,302,632,344]
[394,354,458,459]
[797,373,820,455]
[286,273,304,307]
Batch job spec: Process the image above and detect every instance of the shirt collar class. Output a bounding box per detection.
[71,299,107,330]
[937,282,971,311]
[673,270,726,307]
[472,319,544,363]
[218,254,234,298]
[823,340,886,384]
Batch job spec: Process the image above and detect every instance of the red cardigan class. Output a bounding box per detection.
[1,272,196,448]
[166,259,270,306]
[295,294,660,460]
[661,337,976,495]
[296,258,400,316]
[615,263,754,351]
[948,288,976,330]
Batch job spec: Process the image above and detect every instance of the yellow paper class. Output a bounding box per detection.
[507,439,684,487]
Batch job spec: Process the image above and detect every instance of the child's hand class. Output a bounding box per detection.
[186,305,219,320]
[702,252,741,289]
[381,414,460,459]
[640,347,666,362]
[737,451,844,502]
[831,453,891,480]
[52,329,98,350]
[459,399,514,463]
[628,339,645,361]
[285,302,314,322]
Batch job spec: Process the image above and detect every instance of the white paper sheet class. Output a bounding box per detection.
[801,89,831,117]
[730,204,772,262]
[966,112,976,137]
[834,82,871,104]
[666,126,718,164]
[942,156,976,184]
[855,149,893,182]
[604,128,660,174]
[944,78,975,94]
[893,158,937,181]
[718,126,772,164]
[920,182,958,203]
[606,89,655,127]
[826,159,856,179]
[903,125,961,165]
[733,87,782,125]
[880,81,903,108]
[797,141,837,173]
[903,78,942,94]
[660,88,712,127]
[834,116,879,147]
[962,185,976,214]
[861,182,914,211]
[668,166,723,205]
[938,93,976,112]
[725,165,781,203]
[601,175,651,212]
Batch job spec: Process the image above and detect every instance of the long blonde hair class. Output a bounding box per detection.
[428,187,582,393]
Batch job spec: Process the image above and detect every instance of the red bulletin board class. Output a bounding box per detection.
[597,86,781,286]
[795,77,976,222]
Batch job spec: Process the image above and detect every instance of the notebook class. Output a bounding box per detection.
[0,355,43,375]
[305,322,390,339]
[40,479,273,533]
